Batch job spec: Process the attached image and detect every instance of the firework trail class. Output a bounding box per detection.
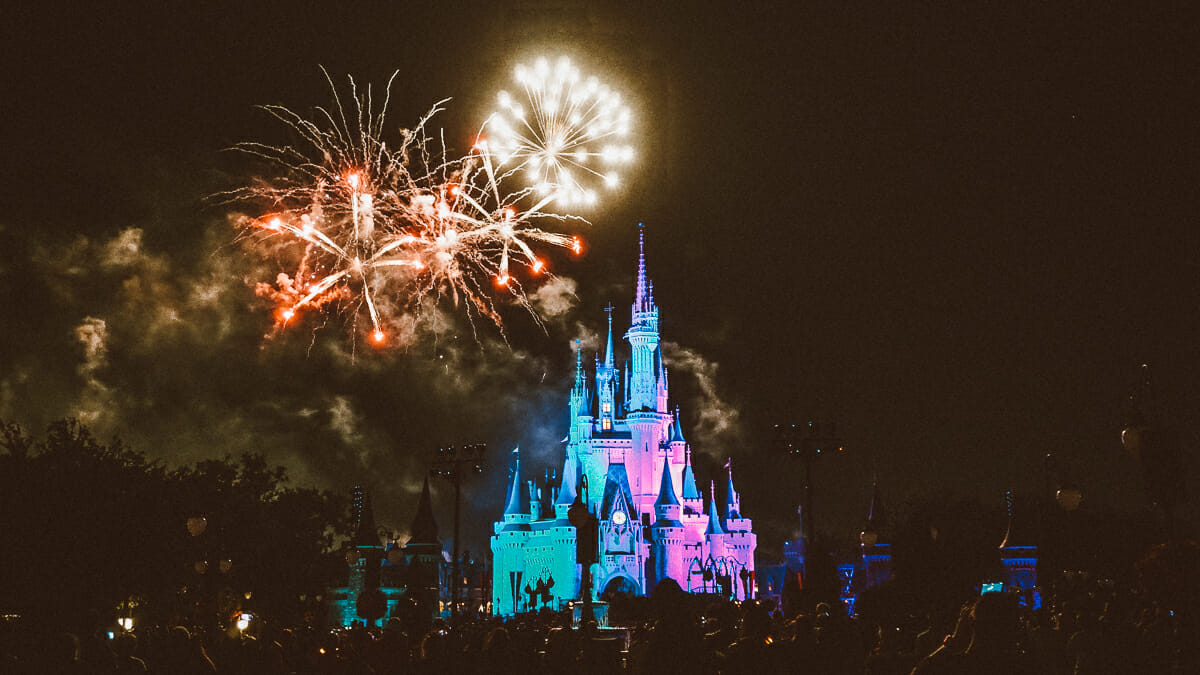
[227,61,628,346]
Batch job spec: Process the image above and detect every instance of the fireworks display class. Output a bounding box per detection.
[228,61,631,346]
[488,56,634,208]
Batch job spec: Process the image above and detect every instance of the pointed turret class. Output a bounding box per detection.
[403,475,441,559]
[726,461,741,520]
[998,490,1028,549]
[556,455,577,506]
[680,448,701,501]
[866,477,886,533]
[502,448,532,531]
[654,454,679,507]
[705,481,726,536]
[650,454,684,587]
[569,341,587,416]
[859,476,886,548]
[408,478,441,547]
[668,407,687,445]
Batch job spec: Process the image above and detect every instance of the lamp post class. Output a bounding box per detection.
[567,475,598,628]
[775,423,844,551]
[431,444,486,619]
[775,422,843,593]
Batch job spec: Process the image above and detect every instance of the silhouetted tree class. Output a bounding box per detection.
[0,418,349,631]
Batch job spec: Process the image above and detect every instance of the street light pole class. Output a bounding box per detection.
[774,422,844,554]
[431,443,486,619]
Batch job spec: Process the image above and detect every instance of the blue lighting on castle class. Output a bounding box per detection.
[490,228,757,615]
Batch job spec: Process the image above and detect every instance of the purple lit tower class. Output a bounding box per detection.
[490,227,757,615]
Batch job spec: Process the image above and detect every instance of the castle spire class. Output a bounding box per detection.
[726,459,742,520]
[503,448,527,517]
[654,455,679,507]
[680,447,700,501]
[556,454,577,506]
[866,475,885,530]
[706,481,725,535]
[569,340,587,417]
[634,223,649,314]
[604,304,615,369]
[573,341,584,390]
[669,406,688,444]
[406,477,440,552]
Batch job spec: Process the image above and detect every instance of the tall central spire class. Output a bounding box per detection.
[634,223,649,314]
[604,304,615,369]
[626,223,661,413]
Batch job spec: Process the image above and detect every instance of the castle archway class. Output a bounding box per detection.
[601,574,641,598]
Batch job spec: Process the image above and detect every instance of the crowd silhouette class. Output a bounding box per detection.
[2,574,1195,674]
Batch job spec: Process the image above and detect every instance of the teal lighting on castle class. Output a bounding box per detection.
[490,227,757,615]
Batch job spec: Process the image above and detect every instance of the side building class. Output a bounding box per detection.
[490,228,757,615]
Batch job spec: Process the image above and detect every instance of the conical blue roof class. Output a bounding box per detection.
[680,449,700,500]
[669,407,687,444]
[654,455,678,507]
[503,449,527,517]
[705,482,726,536]
[726,463,741,519]
[555,455,577,506]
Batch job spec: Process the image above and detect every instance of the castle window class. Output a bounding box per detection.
[602,402,611,413]
[602,418,612,430]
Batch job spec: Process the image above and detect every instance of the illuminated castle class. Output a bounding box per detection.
[490,229,756,615]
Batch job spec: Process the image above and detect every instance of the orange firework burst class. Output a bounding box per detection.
[222,67,606,345]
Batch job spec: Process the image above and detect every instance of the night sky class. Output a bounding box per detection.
[3,2,1197,559]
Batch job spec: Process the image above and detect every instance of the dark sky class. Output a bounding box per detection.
[3,2,1197,558]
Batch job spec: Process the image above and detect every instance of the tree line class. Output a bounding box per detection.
[0,419,351,632]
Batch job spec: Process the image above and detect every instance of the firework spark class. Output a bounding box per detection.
[225,67,613,345]
[487,56,634,209]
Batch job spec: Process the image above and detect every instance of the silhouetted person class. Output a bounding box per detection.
[631,579,715,675]
[911,592,1038,675]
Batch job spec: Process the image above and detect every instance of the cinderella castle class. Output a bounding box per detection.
[490,229,757,615]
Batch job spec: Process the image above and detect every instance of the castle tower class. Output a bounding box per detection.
[678,443,702,515]
[627,226,660,414]
[650,455,685,588]
[668,407,691,495]
[859,477,892,589]
[722,464,756,600]
[625,226,672,517]
[404,478,443,617]
[705,481,727,559]
[491,449,532,614]
[998,490,1039,602]
[339,486,386,626]
[597,307,618,430]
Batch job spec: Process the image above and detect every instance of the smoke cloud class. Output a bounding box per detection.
[0,216,742,553]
